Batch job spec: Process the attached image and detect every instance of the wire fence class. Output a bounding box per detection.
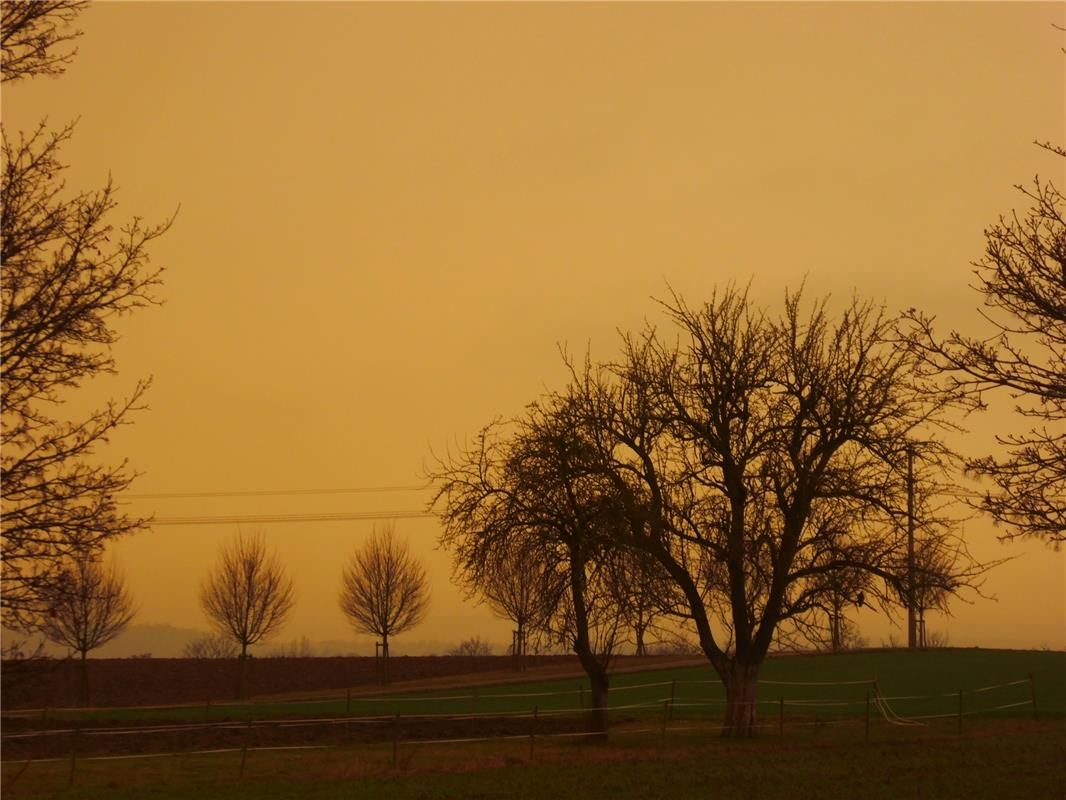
[0,672,1042,790]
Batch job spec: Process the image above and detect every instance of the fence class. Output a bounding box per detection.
[0,673,1041,789]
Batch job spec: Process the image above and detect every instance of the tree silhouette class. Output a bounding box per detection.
[200,530,295,698]
[904,144,1065,543]
[338,523,429,683]
[560,287,987,736]
[1,1,170,630]
[41,555,135,705]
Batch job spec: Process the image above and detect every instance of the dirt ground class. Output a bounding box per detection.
[0,655,583,710]
[0,654,703,711]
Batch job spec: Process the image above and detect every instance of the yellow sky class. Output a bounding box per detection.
[4,1,1064,653]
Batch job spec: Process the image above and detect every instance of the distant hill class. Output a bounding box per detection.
[1,626,509,659]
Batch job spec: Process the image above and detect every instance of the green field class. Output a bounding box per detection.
[39,648,1065,724]
[3,650,1064,799]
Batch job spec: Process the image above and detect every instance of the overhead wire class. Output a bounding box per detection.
[148,510,436,526]
[127,484,431,500]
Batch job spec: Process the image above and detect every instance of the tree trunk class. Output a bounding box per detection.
[516,622,524,672]
[382,633,390,684]
[237,642,249,699]
[721,662,760,737]
[588,672,610,736]
[78,650,89,707]
[635,624,647,657]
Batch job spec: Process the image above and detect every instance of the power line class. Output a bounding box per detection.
[149,510,436,527]
[128,484,431,500]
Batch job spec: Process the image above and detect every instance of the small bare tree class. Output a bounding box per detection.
[40,556,135,705]
[448,636,493,656]
[338,523,429,683]
[182,634,239,659]
[476,543,562,670]
[200,530,295,667]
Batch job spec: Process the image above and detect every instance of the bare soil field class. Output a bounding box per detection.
[0,654,699,710]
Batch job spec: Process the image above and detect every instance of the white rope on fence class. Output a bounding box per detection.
[2,675,1038,748]
[965,679,1032,695]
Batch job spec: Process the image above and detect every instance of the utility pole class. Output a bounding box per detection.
[906,446,916,650]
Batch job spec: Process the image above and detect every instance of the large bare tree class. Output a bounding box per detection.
[903,144,1065,543]
[40,555,136,705]
[200,530,295,666]
[564,287,987,736]
[338,523,429,683]
[1,1,169,630]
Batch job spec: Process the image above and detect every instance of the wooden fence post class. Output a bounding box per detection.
[67,724,78,788]
[661,700,669,735]
[957,689,963,735]
[529,705,538,761]
[392,712,400,769]
[239,719,252,778]
[346,687,351,716]
[865,691,870,742]
[778,698,784,738]
[669,680,677,721]
[578,683,585,710]
[1028,672,1038,721]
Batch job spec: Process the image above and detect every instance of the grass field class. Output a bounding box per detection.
[3,650,1063,799]
[3,719,1063,799]
[36,647,1065,724]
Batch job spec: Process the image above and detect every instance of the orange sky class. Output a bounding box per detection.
[5,1,1064,654]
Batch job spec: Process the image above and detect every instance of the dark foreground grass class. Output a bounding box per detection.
[3,719,1063,799]
[40,648,1065,724]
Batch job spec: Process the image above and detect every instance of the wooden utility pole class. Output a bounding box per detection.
[906,446,917,650]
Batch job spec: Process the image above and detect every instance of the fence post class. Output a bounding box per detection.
[957,689,963,735]
[778,697,784,738]
[669,680,677,721]
[346,687,351,716]
[472,687,478,714]
[661,700,669,735]
[1028,672,1038,721]
[529,705,538,761]
[239,719,252,778]
[865,691,870,742]
[205,697,211,722]
[67,723,78,788]
[578,683,585,710]
[392,712,400,769]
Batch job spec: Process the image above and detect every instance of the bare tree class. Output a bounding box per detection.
[0,0,85,82]
[40,556,135,704]
[473,541,561,670]
[448,636,493,656]
[603,550,677,656]
[338,523,429,683]
[200,530,295,667]
[431,398,626,736]
[903,144,1065,543]
[1,2,170,630]
[563,287,988,736]
[182,634,239,659]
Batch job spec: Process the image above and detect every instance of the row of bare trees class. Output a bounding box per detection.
[196,525,428,694]
[19,523,429,703]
